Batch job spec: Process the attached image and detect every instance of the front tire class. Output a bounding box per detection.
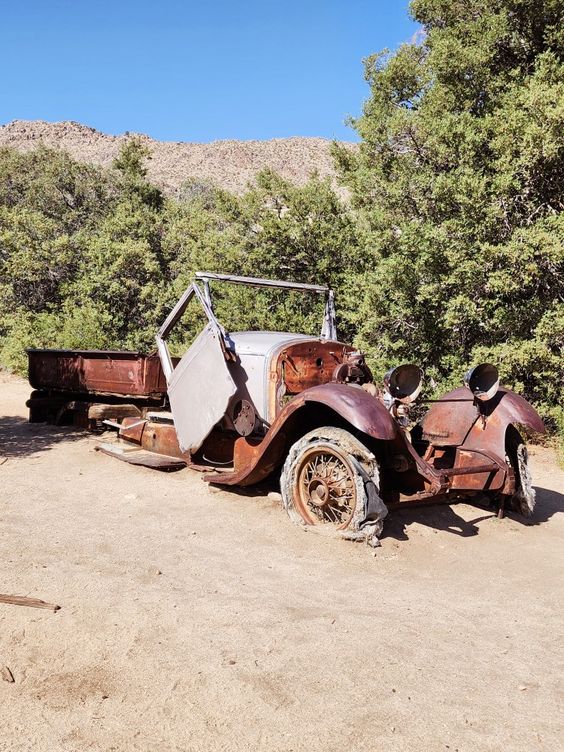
[505,427,535,516]
[280,427,387,545]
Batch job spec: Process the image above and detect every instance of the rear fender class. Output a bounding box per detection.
[204,383,398,486]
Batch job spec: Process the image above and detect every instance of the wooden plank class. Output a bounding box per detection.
[88,403,142,420]
[0,594,60,611]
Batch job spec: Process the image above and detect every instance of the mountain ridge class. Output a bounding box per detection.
[0,119,353,195]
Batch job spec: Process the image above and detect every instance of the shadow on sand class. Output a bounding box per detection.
[218,475,564,545]
[380,485,564,542]
[0,415,84,460]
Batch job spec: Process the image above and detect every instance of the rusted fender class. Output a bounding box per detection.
[300,383,398,439]
[492,389,546,435]
[462,388,546,458]
[423,386,546,448]
[205,383,398,487]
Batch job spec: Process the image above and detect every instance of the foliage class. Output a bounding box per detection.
[0,140,170,367]
[164,169,361,346]
[333,0,563,425]
[0,145,360,366]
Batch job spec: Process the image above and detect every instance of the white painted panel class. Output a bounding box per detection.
[168,324,237,452]
[227,332,311,421]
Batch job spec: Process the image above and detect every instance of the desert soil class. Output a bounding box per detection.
[1,373,563,752]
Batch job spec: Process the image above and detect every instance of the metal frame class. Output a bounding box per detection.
[194,272,337,340]
[195,272,330,294]
[156,282,230,383]
[156,272,338,382]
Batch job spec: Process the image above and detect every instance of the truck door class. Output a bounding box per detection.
[156,284,237,452]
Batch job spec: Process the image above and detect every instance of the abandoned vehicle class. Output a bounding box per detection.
[27,272,545,545]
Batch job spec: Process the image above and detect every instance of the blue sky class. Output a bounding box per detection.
[1,1,417,142]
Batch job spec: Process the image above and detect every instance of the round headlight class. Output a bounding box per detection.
[464,363,499,401]
[384,364,423,404]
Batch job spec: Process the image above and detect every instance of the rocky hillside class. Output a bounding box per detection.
[0,120,352,195]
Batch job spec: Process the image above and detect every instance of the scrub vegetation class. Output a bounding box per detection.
[0,0,562,438]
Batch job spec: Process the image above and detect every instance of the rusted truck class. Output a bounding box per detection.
[28,272,545,545]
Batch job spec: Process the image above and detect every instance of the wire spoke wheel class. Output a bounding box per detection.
[295,446,357,528]
[281,427,387,544]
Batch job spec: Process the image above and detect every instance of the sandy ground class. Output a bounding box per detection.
[0,373,563,752]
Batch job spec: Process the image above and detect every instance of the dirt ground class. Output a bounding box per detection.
[1,373,563,752]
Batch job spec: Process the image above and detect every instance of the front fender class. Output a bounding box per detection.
[205,383,397,486]
[491,390,546,435]
[422,386,546,449]
[300,383,398,440]
[462,388,546,455]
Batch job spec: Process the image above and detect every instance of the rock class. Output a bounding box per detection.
[1,666,14,683]
[267,491,282,502]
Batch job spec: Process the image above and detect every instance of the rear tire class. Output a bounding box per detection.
[280,427,387,546]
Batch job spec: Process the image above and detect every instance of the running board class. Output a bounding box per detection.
[95,442,187,471]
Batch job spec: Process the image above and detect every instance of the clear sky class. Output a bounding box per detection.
[1,1,417,143]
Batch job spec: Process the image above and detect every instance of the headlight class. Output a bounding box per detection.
[384,364,423,404]
[464,363,499,401]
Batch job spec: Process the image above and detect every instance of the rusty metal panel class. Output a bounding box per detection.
[119,416,147,444]
[27,349,168,397]
[277,340,353,395]
[141,422,191,461]
[422,388,477,445]
[302,383,398,439]
[448,448,506,491]
[492,390,546,435]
